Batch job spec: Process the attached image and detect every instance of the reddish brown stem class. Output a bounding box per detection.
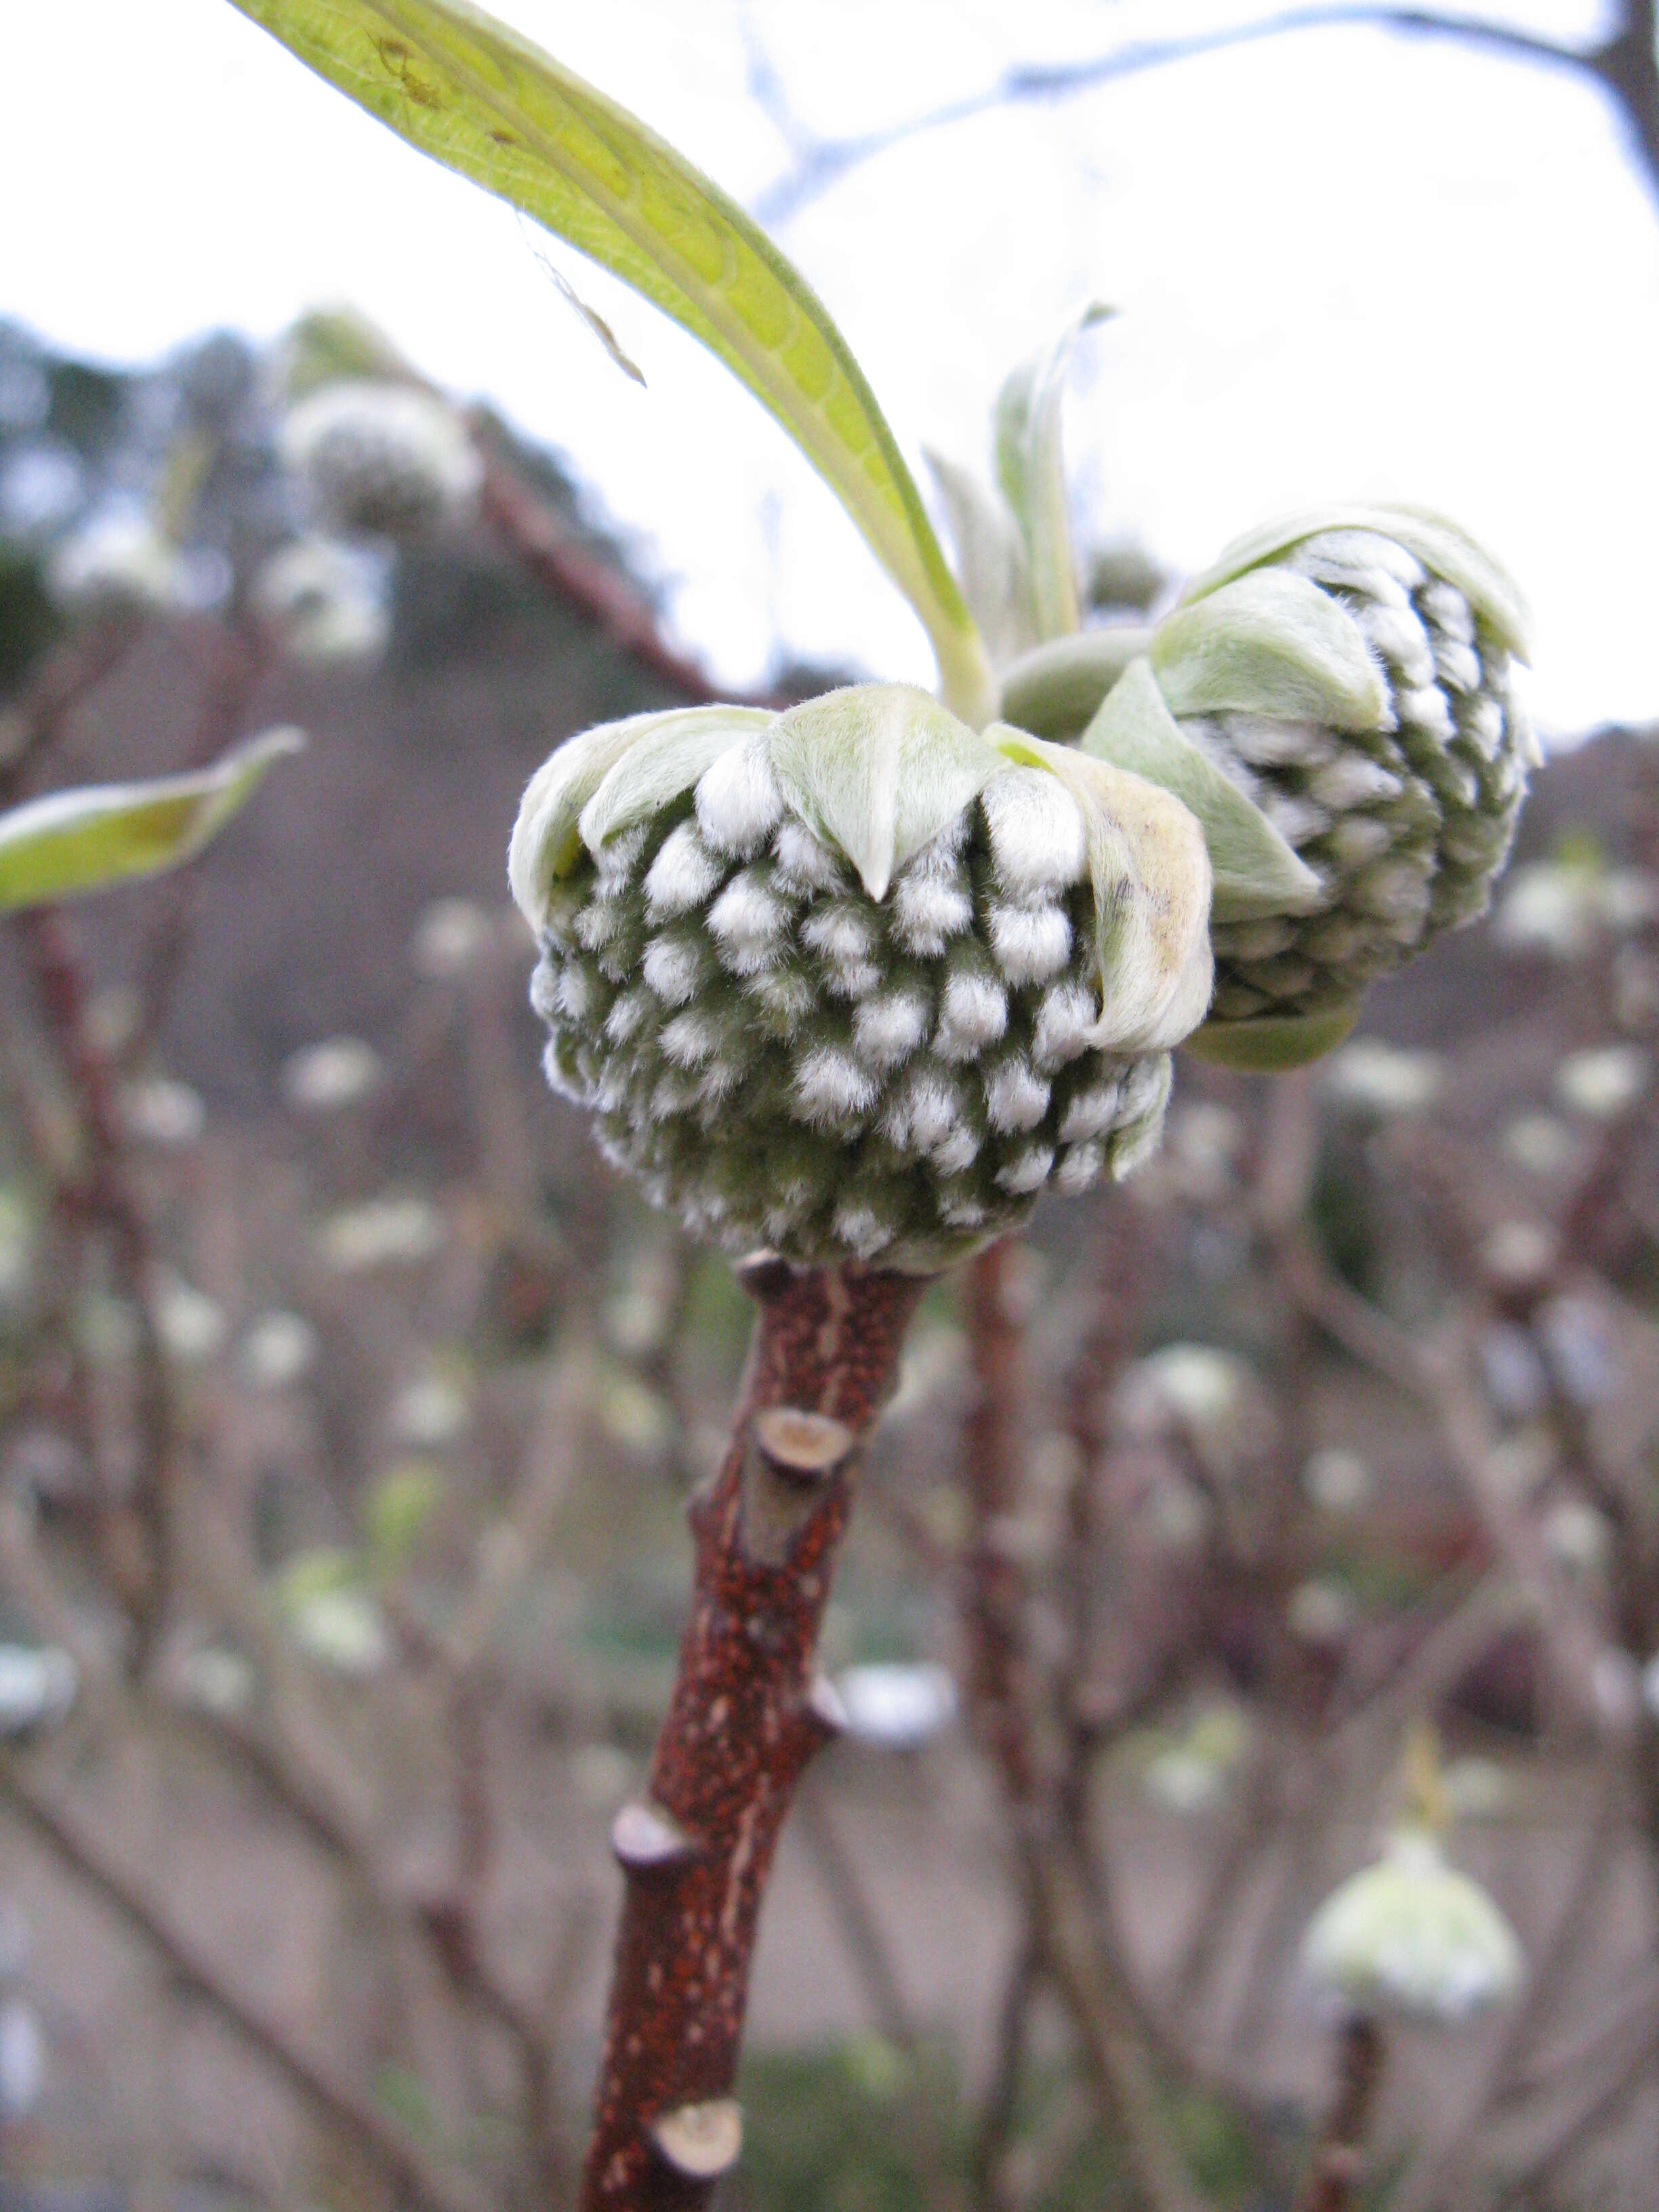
[962,1242,1036,1801]
[17,907,177,1659]
[1294,2013,1385,2212]
[474,451,787,711]
[581,1258,924,2212]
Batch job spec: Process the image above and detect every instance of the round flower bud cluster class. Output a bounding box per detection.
[47,507,189,621]
[1076,506,1536,1067]
[510,685,1213,1272]
[252,537,390,664]
[1301,1828,1523,2026]
[279,380,482,539]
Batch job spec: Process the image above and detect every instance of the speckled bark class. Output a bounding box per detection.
[581,1258,925,2212]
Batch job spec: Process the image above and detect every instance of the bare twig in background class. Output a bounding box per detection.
[752,3,1659,226]
[0,1752,493,2212]
[472,437,798,711]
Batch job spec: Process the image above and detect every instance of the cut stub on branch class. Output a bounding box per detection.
[582,1258,924,2212]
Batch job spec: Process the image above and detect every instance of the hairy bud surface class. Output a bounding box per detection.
[1076,506,1536,1067]
[510,686,1212,1269]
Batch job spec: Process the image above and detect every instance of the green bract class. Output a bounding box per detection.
[510,684,1213,1271]
[1073,505,1537,1067]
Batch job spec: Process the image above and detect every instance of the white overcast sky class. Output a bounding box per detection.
[4,1,1656,737]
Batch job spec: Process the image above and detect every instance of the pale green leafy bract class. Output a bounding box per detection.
[998,626,1153,743]
[578,707,770,853]
[1149,569,1389,732]
[923,449,1035,670]
[993,304,1113,643]
[507,707,766,922]
[228,0,992,718]
[1183,998,1361,1072]
[1180,502,1531,657]
[989,724,1214,1054]
[1082,657,1326,923]
[0,729,304,916]
[767,685,1004,903]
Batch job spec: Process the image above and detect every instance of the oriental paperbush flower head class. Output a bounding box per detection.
[1300,1826,1523,2026]
[510,684,1212,1271]
[1019,506,1538,1068]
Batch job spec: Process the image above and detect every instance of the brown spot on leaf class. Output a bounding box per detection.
[373,35,445,110]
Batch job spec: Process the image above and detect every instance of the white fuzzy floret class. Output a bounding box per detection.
[1118,1056,1168,1121]
[1328,815,1393,867]
[833,1200,896,1258]
[932,1124,980,1174]
[659,1010,722,1068]
[983,1056,1050,1134]
[1419,580,1475,643]
[528,962,560,1024]
[1355,859,1433,935]
[1031,982,1097,1070]
[1433,638,1482,695]
[853,987,931,1071]
[937,1186,989,1230]
[1260,793,1329,849]
[1293,529,1424,597]
[553,962,598,1021]
[1220,717,1324,771]
[593,822,649,888]
[1055,1141,1105,1194]
[1396,685,1455,743]
[541,1038,581,1102]
[994,1143,1054,1195]
[1463,697,1504,756]
[745,966,817,1026]
[801,903,875,965]
[935,969,1008,1060]
[1059,1081,1121,1143]
[882,1066,964,1155]
[1358,601,1435,690]
[694,737,785,857]
[693,1059,747,1109]
[987,901,1071,985]
[890,867,973,957]
[825,958,883,1000]
[773,818,844,893]
[981,769,1087,893]
[1309,756,1404,811]
[605,988,655,1044]
[792,1046,878,1128]
[707,869,790,972]
[644,823,724,918]
[642,935,706,1006]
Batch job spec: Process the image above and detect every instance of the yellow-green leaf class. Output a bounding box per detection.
[227,0,992,718]
[0,729,304,916]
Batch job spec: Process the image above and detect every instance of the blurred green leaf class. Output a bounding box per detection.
[228,0,991,714]
[994,304,1111,641]
[0,727,303,915]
